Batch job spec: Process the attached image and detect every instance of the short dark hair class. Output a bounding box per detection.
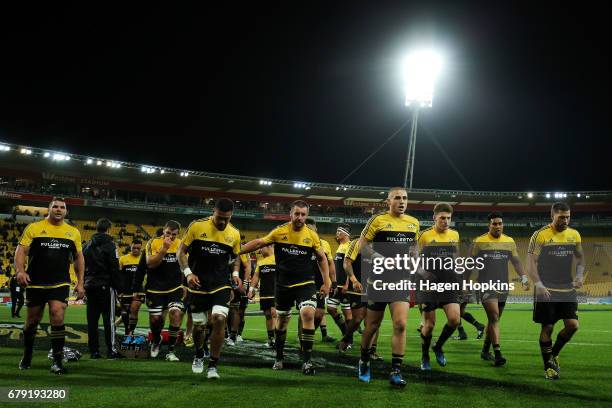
[50,196,66,203]
[487,211,503,221]
[214,198,234,212]
[291,200,309,210]
[132,239,142,245]
[96,218,112,233]
[552,202,570,213]
[155,228,164,237]
[305,218,316,226]
[433,202,453,215]
[164,220,181,231]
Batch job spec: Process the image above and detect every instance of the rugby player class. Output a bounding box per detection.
[117,240,144,335]
[527,202,584,380]
[417,203,460,371]
[471,211,529,366]
[248,244,277,348]
[178,198,242,379]
[15,197,85,374]
[240,200,331,375]
[357,187,419,387]
[145,220,185,362]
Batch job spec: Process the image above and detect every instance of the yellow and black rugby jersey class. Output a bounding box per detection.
[182,217,241,293]
[361,212,419,257]
[344,239,362,294]
[261,222,321,288]
[314,239,333,287]
[417,227,460,281]
[334,241,351,286]
[19,219,82,288]
[528,225,582,290]
[118,253,142,294]
[255,254,276,298]
[145,237,182,293]
[472,233,518,285]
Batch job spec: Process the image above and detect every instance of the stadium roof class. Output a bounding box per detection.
[1,141,611,206]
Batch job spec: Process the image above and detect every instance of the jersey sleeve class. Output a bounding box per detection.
[345,240,360,262]
[311,230,321,251]
[574,230,582,252]
[261,227,281,245]
[361,215,379,241]
[510,239,519,257]
[527,230,544,256]
[19,224,35,247]
[73,229,83,253]
[322,240,332,260]
[146,239,157,258]
[233,231,242,256]
[182,223,196,248]
[119,255,125,270]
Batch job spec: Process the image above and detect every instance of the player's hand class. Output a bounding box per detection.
[535,285,551,301]
[16,271,31,286]
[187,274,201,289]
[320,280,331,297]
[74,283,85,300]
[572,279,583,289]
[522,281,531,291]
[247,287,255,300]
[233,276,243,292]
[162,236,172,250]
[351,279,363,293]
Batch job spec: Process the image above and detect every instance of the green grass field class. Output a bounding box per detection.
[1,303,611,407]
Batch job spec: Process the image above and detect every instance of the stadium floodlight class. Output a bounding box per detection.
[527,192,534,199]
[86,158,93,165]
[96,160,102,166]
[402,49,442,190]
[335,187,340,191]
[43,152,50,158]
[0,145,10,151]
[106,161,112,167]
[160,169,165,174]
[577,193,581,198]
[404,50,442,108]
[546,193,551,198]
[20,148,32,155]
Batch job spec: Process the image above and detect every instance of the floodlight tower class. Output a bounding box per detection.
[403,50,441,189]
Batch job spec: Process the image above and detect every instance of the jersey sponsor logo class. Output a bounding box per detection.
[385,223,393,229]
[40,239,71,250]
[386,236,415,243]
[40,229,47,235]
[281,236,288,241]
[281,246,308,256]
[200,232,208,238]
[482,251,510,260]
[163,253,178,263]
[205,242,229,256]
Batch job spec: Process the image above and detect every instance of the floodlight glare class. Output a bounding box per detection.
[43,152,50,158]
[86,158,93,165]
[527,192,534,199]
[404,50,442,108]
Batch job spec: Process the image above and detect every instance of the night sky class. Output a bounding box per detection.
[0,2,609,191]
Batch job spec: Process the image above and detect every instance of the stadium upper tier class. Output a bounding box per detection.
[0,140,611,211]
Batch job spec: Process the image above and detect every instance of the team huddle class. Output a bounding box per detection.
[13,189,585,387]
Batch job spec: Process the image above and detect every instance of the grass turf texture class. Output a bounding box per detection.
[1,303,611,407]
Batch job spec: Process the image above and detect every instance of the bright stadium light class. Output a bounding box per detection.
[402,49,442,190]
[20,148,32,155]
[160,169,165,174]
[96,160,102,166]
[527,192,534,199]
[577,193,581,198]
[43,152,50,158]
[546,193,551,198]
[404,50,442,108]
[0,145,10,151]
[86,158,93,165]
